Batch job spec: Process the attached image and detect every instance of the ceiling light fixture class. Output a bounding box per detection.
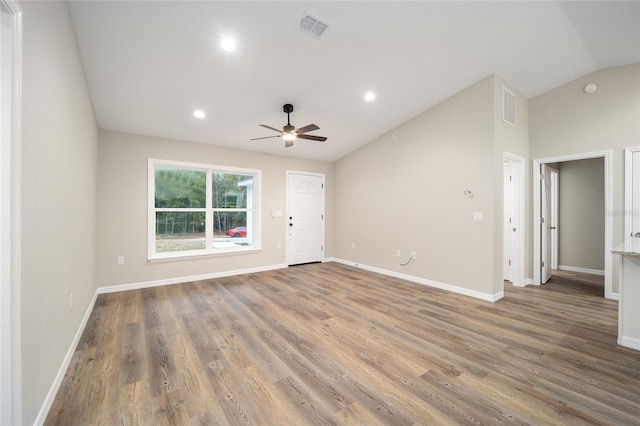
[583,83,597,94]
[193,110,206,118]
[364,92,376,101]
[220,37,236,52]
[282,132,296,142]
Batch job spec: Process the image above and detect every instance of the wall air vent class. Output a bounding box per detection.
[298,12,329,38]
[502,87,516,126]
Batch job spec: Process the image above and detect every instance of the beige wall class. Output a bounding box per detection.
[19,1,98,423]
[530,63,640,292]
[334,75,508,298]
[97,130,333,288]
[530,64,640,245]
[558,158,605,271]
[493,76,531,289]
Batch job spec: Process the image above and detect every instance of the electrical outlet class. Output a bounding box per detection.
[117,256,125,265]
[351,242,356,249]
[69,293,73,310]
[396,249,401,257]
[277,243,282,250]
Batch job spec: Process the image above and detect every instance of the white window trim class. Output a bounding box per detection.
[148,158,261,262]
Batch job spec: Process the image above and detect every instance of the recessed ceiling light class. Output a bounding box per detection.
[193,110,206,119]
[220,37,236,52]
[364,92,376,102]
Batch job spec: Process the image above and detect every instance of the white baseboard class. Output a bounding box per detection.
[619,336,640,351]
[327,257,502,302]
[558,265,605,276]
[34,290,99,426]
[97,263,288,294]
[36,263,288,424]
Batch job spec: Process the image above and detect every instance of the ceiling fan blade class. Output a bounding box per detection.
[259,124,283,133]
[295,124,319,134]
[250,135,281,141]
[297,134,327,142]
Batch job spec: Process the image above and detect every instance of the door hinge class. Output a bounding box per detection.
[541,217,545,224]
[322,183,324,189]
[509,217,511,224]
[541,261,545,267]
[321,245,324,251]
[508,260,511,266]
[509,175,512,181]
[321,214,324,220]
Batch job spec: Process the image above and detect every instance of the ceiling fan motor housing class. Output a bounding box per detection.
[283,104,294,113]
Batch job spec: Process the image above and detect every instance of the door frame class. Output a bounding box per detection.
[503,152,525,287]
[285,170,325,266]
[533,151,613,299]
[0,0,23,424]
[624,147,640,245]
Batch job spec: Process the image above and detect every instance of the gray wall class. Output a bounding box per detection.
[19,1,98,423]
[558,158,605,271]
[97,130,334,288]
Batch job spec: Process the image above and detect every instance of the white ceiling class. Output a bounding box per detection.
[68,1,640,162]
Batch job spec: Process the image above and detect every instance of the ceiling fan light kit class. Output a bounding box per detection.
[250,103,327,147]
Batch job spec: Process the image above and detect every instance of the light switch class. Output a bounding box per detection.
[271,210,283,218]
[473,212,484,222]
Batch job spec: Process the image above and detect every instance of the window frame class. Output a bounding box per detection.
[148,158,261,261]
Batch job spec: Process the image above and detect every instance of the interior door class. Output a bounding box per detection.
[287,172,324,265]
[550,168,559,270]
[503,163,512,281]
[633,150,640,243]
[541,164,553,283]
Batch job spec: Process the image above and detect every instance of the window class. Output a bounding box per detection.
[148,159,261,260]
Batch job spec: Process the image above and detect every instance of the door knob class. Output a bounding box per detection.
[635,232,640,238]
[289,223,293,227]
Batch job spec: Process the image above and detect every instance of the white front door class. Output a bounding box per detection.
[541,164,553,283]
[287,172,324,265]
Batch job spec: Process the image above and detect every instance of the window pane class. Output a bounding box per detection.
[213,211,251,247]
[212,172,252,208]
[155,168,206,208]
[155,212,205,252]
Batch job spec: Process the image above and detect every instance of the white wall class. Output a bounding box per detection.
[334,75,509,299]
[97,130,333,288]
[19,0,98,423]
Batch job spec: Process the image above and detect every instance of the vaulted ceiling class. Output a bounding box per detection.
[68,1,640,161]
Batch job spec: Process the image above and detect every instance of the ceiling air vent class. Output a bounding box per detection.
[502,87,516,126]
[298,12,329,38]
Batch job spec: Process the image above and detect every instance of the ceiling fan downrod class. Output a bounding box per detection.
[283,104,294,132]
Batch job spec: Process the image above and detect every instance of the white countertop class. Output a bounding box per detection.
[612,241,640,256]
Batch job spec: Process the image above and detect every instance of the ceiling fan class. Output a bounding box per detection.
[251,104,327,147]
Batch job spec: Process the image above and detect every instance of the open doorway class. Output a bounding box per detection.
[533,151,613,299]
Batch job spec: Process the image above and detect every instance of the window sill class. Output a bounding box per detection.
[148,246,262,263]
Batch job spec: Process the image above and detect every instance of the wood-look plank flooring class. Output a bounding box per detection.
[45,263,640,425]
